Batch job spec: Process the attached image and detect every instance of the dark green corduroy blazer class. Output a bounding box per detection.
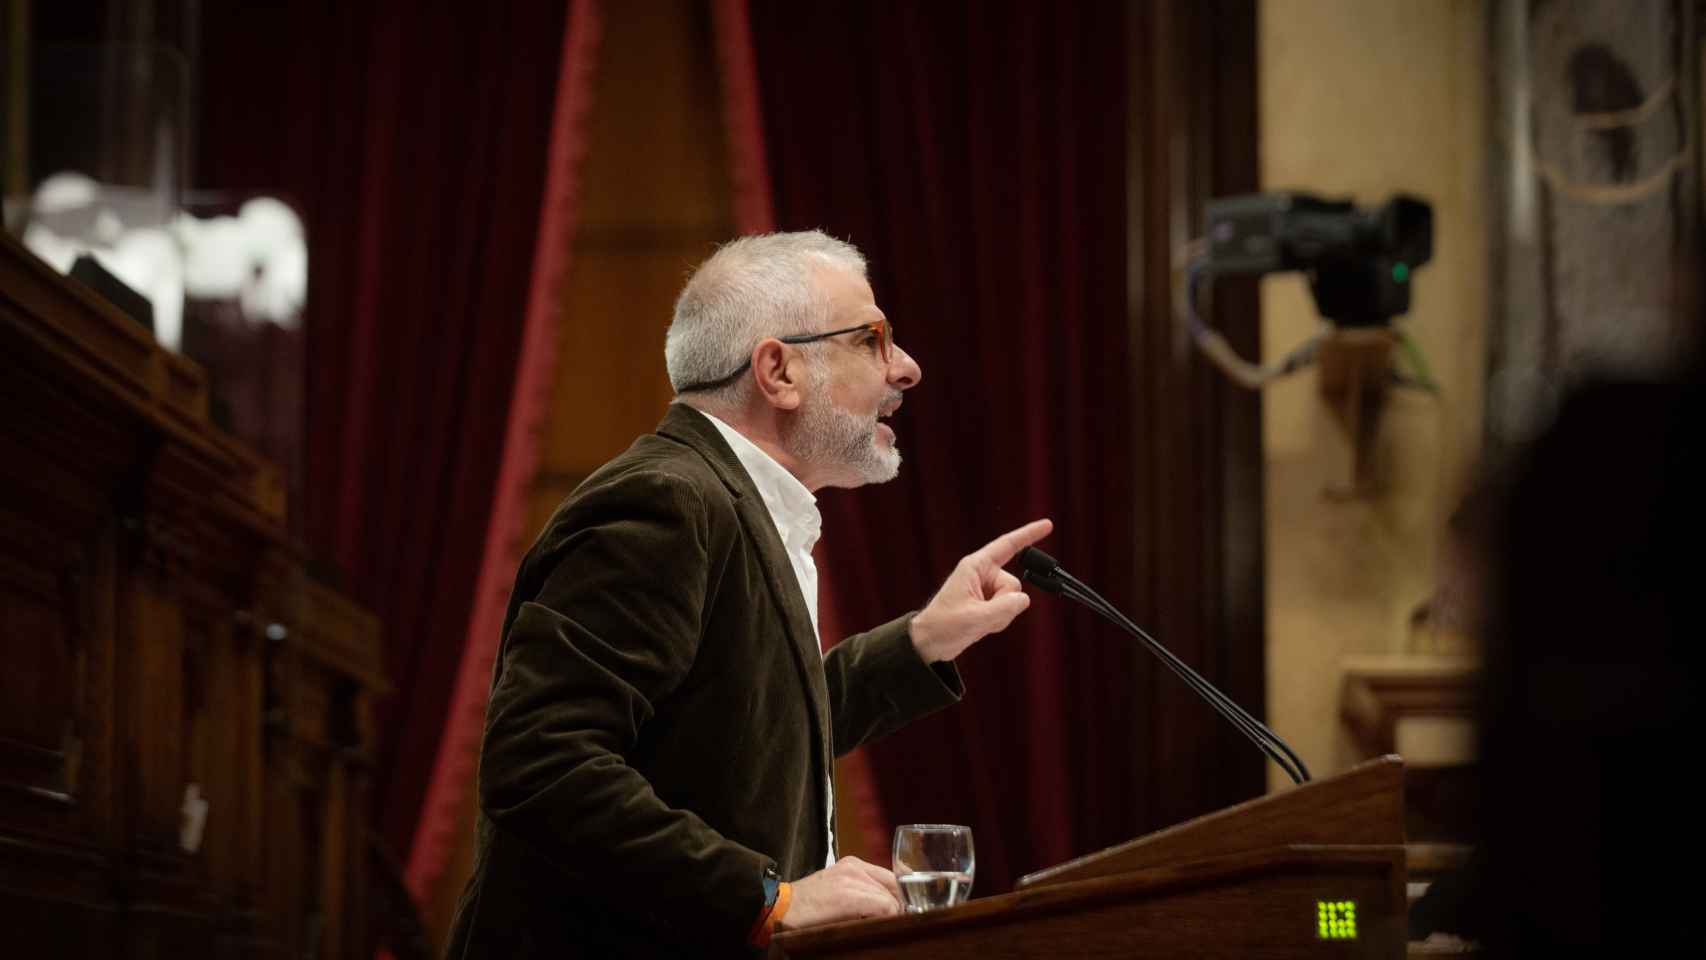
[444,403,963,959]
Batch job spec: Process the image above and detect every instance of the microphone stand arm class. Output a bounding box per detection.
[1034,567,1312,785]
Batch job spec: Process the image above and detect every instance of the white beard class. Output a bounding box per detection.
[786,376,901,487]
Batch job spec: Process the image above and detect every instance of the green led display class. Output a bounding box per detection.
[1392,262,1410,283]
[1317,900,1358,940]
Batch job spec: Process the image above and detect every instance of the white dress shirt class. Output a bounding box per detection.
[697,408,837,865]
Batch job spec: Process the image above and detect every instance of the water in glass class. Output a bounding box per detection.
[892,824,974,913]
[897,870,973,912]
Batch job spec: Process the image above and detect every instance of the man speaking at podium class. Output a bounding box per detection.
[445,231,1051,959]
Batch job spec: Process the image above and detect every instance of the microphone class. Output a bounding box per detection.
[1014,547,1312,785]
[1016,546,1069,594]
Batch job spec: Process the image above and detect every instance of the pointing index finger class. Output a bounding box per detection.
[976,518,1054,568]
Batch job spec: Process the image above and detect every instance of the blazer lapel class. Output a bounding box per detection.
[655,404,835,812]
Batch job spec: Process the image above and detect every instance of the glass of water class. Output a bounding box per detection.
[892,824,975,913]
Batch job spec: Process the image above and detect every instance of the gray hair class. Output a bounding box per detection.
[665,230,867,401]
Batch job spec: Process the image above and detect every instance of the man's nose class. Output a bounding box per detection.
[888,344,922,389]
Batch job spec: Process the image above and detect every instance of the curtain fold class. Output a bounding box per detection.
[196,0,585,888]
[404,0,603,902]
[747,0,1143,894]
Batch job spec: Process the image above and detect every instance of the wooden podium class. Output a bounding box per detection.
[775,756,1407,959]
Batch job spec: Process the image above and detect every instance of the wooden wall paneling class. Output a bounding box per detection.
[265,642,315,955]
[241,552,298,910]
[174,583,220,922]
[0,327,138,864]
[0,255,177,411]
[257,616,294,951]
[1194,0,1266,801]
[318,730,349,960]
[1126,0,1267,831]
[293,747,327,956]
[120,490,222,953]
[2,230,384,956]
[119,501,193,866]
[259,687,303,956]
[0,430,123,954]
[251,580,383,959]
[178,562,272,941]
[0,882,121,956]
[334,665,379,958]
[0,504,101,815]
[200,602,239,922]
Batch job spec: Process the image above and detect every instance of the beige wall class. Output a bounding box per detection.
[1259,0,1488,791]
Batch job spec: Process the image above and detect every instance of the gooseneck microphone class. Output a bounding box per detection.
[1016,547,1312,785]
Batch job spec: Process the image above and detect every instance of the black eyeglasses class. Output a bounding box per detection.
[676,317,897,393]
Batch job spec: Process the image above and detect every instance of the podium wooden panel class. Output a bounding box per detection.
[0,232,386,958]
[777,757,1407,959]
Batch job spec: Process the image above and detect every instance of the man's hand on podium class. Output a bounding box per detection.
[777,856,902,930]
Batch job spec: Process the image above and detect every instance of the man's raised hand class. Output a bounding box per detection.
[909,519,1054,663]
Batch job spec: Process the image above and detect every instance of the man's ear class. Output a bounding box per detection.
[751,339,806,411]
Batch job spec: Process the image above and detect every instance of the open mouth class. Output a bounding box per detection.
[873,394,904,444]
[875,400,900,440]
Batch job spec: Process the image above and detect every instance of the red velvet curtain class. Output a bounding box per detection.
[748,2,1146,894]
[195,0,578,868]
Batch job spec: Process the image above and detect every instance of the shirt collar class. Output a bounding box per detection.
[696,408,821,551]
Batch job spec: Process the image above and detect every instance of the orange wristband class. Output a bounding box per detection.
[748,880,792,946]
[770,882,793,932]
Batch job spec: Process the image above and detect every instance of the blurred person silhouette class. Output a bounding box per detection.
[1467,357,1704,953]
[1406,477,1501,947]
